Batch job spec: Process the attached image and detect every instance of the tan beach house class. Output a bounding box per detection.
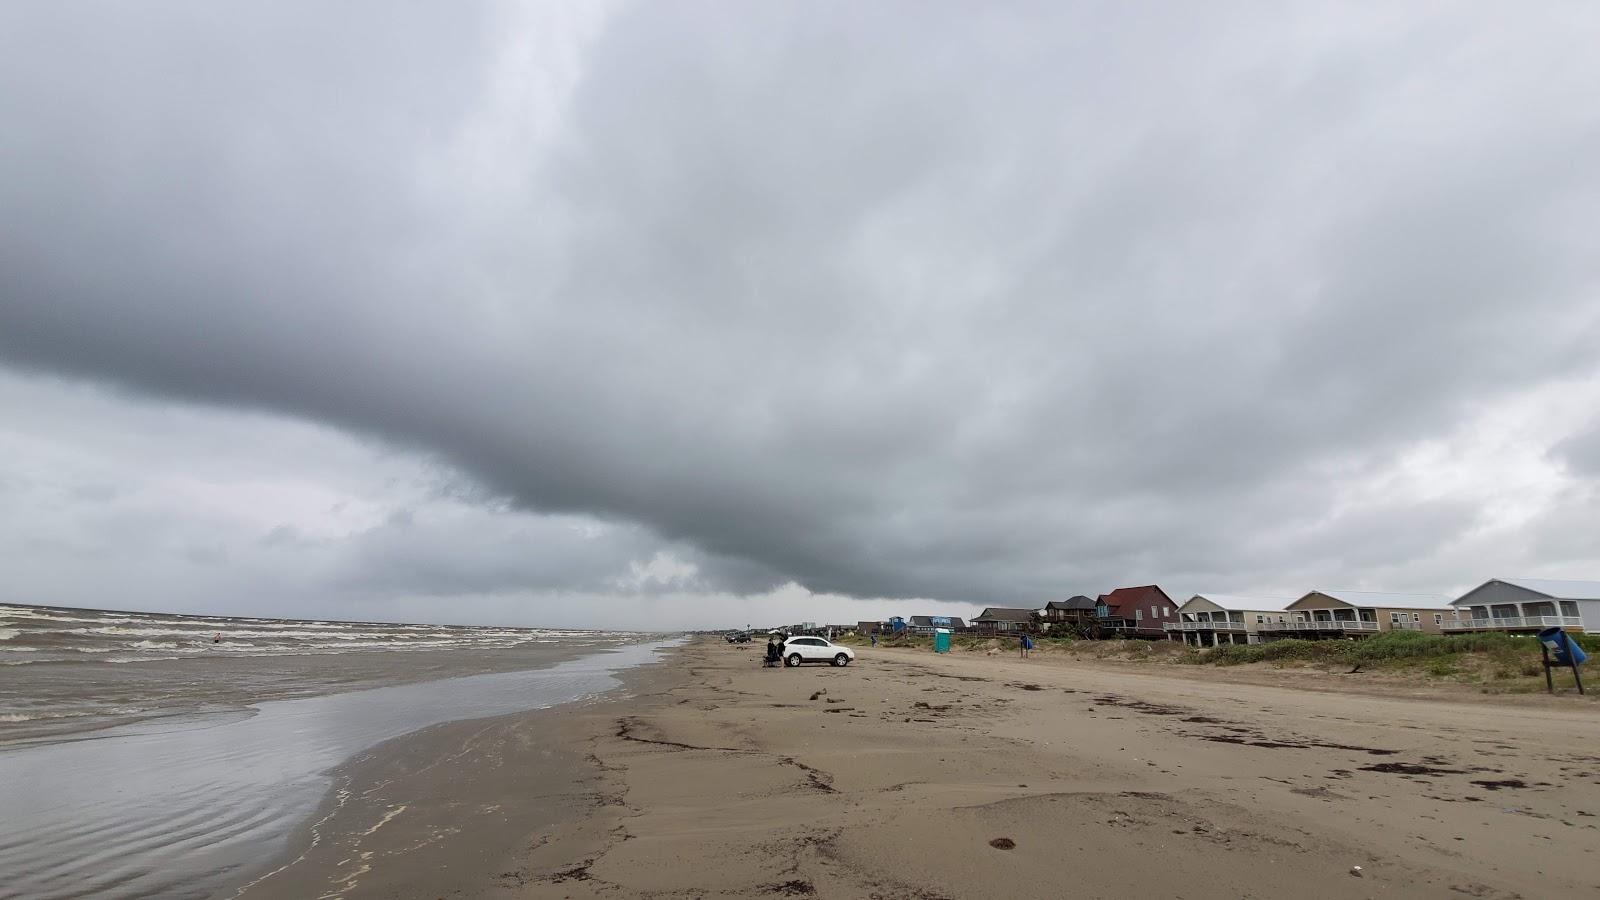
[1446,578,1600,633]
[1262,590,1459,640]
[971,607,1035,634]
[1165,594,1297,646]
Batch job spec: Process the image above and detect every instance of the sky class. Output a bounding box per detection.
[2,2,1599,630]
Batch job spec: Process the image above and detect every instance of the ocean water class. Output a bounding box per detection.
[0,635,679,900]
[0,602,609,664]
[0,603,637,742]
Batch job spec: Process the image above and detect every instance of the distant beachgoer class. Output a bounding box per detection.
[1020,634,1033,658]
[764,637,782,667]
[212,633,221,644]
[870,634,877,648]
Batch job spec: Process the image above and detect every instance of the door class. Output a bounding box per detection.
[793,638,827,661]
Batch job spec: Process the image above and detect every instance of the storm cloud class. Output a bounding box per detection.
[3,2,1600,627]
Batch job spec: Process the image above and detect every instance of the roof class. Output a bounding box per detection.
[909,615,966,628]
[1308,590,1456,610]
[972,607,1035,622]
[1495,578,1600,601]
[1183,593,1297,613]
[1045,596,1096,611]
[1096,585,1174,613]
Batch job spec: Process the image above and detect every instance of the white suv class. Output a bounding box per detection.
[782,636,856,667]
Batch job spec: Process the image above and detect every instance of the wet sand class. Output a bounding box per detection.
[227,705,600,899]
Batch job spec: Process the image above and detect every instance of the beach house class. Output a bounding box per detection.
[1165,594,1297,645]
[1262,591,1459,640]
[970,607,1035,634]
[1446,578,1600,633]
[907,615,967,635]
[1041,597,1097,627]
[1096,585,1179,637]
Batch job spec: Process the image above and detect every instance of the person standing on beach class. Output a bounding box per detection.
[870,633,877,648]
[1019,634,1033,658]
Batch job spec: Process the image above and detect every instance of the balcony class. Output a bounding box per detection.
[1164,619,1247,632]
[1442,616,1583,632]
[1257,620,1379,633]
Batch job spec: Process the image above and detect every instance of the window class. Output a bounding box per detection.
[1560,601,1579,617]
[1278,616,1286,623]
[1255,615,1264,624]
[1135,609,1143,622]
[1412,613,1421,622]
[1163,606,1170,616]
[1391,612,1403,623]
[1434,614,1443,625]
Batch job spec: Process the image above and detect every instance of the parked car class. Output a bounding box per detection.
[725,631,751,643]
[782,636,855,667]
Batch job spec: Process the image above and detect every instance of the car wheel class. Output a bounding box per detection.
[786,653,802,667]
[833,653,849,667]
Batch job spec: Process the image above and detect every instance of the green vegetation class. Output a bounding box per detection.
[1178,630,1600,677]
[879,633,934,650]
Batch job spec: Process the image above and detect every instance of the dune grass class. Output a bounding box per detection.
[1177,630,1599,678]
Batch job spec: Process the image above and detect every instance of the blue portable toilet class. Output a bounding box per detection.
[1538,627,1588,666]
[933,628,952,653]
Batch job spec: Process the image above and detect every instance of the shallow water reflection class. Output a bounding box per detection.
[0,639,677,900]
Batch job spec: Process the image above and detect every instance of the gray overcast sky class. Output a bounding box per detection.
[3,2,1599,629]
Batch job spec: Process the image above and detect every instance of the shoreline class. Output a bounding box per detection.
[0,638,680,900]
[228,645,687,899]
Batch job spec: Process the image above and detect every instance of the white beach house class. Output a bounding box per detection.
[1447,578,1600,633]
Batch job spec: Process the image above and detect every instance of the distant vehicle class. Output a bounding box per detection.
[782,636,855,667]
[726,631,751,643]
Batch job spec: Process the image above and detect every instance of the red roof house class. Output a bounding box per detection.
[1096,586,1179,637]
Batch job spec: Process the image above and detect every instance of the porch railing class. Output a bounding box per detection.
[1442,616,1583,631]
[1163,620,1247,632]
[1257,620,1379,633]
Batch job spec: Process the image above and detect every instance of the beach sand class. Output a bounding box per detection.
[249,638,1600,899]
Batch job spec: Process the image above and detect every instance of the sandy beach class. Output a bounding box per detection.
[242,637,1600,899]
